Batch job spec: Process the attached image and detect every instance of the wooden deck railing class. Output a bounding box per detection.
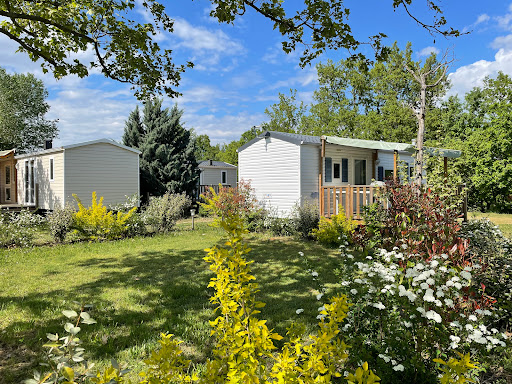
[320,185,381,221]
[320,184,468,222]
[197,184,231,198]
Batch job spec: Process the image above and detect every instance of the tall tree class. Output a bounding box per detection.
[193,134,221,162]
[122,106,144,149]
[0,67,58,152]
[439,72,512,212]
[262,90,312,134]
[405,50,452,185]
[1,1,460,98]
[123,99,199,198]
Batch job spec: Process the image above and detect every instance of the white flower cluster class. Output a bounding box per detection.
[344,246,509,370]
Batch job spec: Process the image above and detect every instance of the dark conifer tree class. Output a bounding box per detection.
[123,99,199,198]
[122,106,144,148]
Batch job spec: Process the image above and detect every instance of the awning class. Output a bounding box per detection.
[323,136,461,158]
[324,136,415,152]
[0,149,15,159]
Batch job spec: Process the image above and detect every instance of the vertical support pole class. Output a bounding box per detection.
[444,156,448,181]
[319,137,326,217]
[463,184,468,222]
[372,150,378,180]
[393,150,398,182]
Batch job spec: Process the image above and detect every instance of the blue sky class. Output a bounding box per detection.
[2,1,512,147]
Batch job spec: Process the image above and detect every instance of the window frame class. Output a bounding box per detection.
[221,170,227,184]
[324,157,332,183]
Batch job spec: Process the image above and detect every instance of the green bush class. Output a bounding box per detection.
[46,205,75,242]
[142,193,191,233]
[312,209,356,247]
[292,201,319,240]
[0,209,44,247]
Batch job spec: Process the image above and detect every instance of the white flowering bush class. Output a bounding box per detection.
[0,209,44,247]
[459,219,512,329]
[337,244,508,382]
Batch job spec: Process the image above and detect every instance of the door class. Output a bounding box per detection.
[4,163,12,203]
[24,160,35,205]
[354,159,367,185]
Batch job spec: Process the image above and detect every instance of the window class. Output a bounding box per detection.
[5,165,10,185]
[385,169,394,179]
[378,166,384,181]
[5,188,10,201]
[49,158,54,181]
[341,158,348,183]
[409,166,414,178]
[24,160,35,204]
[324,157,332,182]
[333,163,341,179]
[221,170,227,184]
[354,159,366,185]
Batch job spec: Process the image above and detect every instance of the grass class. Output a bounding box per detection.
[0,219,341,383]
[468,211,512,238]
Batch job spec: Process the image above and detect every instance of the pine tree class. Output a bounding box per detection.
[122,106,144,148]
[123,99,199,198]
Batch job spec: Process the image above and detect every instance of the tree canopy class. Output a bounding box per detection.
[263,42,450,144]
[0,0,461,99]
[0,67,58,152]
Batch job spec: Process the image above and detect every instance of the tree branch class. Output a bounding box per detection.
[0,9,95,43]
[0,26,59,67]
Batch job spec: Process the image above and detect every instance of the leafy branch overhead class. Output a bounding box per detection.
[0,0,192,99]
[1,0,461,99]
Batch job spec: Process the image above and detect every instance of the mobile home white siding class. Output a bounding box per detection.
[300,144,320,204]
[200,168,237,186]
[238,137,301,216]
[16,150,65,210]
[64,142,139,207]
[377,151,415,180]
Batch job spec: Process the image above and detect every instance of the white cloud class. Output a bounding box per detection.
[171,18,245,68]
[463,13,491,33]
[448,48,512,97]
[418,46,440,57]
[268,66,318,90]
[491,34,512,50]
[262,42,301,65]
[183,111,266,144]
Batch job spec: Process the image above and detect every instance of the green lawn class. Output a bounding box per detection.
[0,220,340,383]
[468,211,512,238]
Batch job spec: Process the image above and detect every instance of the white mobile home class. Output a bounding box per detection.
[238,131,460,218]
[197,159,238,197]
[11,139,140,210]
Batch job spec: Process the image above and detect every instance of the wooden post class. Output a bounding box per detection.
[393,150,398,182]
[444,156,448,181]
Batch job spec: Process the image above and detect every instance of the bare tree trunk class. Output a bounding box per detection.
[415,85,426,186]
[405,50,453,186]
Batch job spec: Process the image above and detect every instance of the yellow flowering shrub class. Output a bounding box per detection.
[312,209,356,246]
[73,192,137,240]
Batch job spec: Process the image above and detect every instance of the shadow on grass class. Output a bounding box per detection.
[0,234,340,383]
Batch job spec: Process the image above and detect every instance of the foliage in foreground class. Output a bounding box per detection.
[343,182,509,382]
[27,185,486,383]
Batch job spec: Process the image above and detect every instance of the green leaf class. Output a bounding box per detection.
[62,310,78,319]
[61,366,74,380]
[46,333,59,341]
